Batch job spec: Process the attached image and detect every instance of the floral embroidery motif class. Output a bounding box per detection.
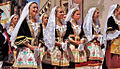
[14,48,37,68]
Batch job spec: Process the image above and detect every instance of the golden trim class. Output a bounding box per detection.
[108,27,113,29]
[107,30,116,34]
[89,57,104,61]
[13,64,37,68]
[16,36,25,39]
[15,37,28,45]
[26,37,33,40]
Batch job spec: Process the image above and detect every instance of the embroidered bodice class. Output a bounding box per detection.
[93,23,100,35]
[72,24,81,36]
[27,19,40,37]
[56,25,67,42]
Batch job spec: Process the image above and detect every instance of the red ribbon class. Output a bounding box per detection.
[4,30,11,54]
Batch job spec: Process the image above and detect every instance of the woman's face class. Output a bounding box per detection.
[29,3,38,17]
[72,10,80,21]
[42,14,49,24]
[56,8,64,19]
[63,14,67,20]
[12,15,19,25]
[93,9,99,19]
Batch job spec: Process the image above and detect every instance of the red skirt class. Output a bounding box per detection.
[106,41,120,68]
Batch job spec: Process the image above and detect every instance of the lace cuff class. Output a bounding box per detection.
[61,42,67,51]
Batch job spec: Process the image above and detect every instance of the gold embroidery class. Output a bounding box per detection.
[107,27,113,29]
[16,36,25,39]
[15,37,28,45]
[27,19,41,46]
[111,37,120,55]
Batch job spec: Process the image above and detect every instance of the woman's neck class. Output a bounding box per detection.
[56,18,62,26]
[12,23,16,28]
[29,15,36,23]
[115,14,119,20]
[43,22,47,29]
[72,19,77,25]
[93,18,97,25]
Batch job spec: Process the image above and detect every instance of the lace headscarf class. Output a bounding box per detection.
[65,8,82,26]
[40,13,45,24]
[44,6,57,51]
[83,7,97,41]
[6,14,17,29]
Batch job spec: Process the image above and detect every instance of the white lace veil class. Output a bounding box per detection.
[65,8,82,25]
[44,6,57,51]
[83,7,96,41]
[10,1,38,46]
[39,13,45,24]
[65,8,76,22]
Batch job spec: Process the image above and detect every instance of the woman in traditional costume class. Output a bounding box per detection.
[44,6,69,69]
[83,7,104,69]
[65,8,87,68]
[104,4,120,69]
[7,14,19,35]
[10,2,43,68]
[36,13,49,68]
[3,14,19,67]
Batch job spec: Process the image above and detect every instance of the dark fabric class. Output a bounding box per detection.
[0,24,8,61]
[92,24,101,35]
[0,9,3,13]
[68,62,75,69]
[102,57,108,69]
[107,16,119,32]
[55,22,72,42]
[65,21,85,39]
[39,24,43,40]
[15,18,43,48]
[0,24,3,33]
[42,63,55,69]
[17,19,32,37]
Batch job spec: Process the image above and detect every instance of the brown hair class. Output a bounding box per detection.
[11,14,19,27]
[29,2,38,10]
[42,13,49,21]
[92,8,99,18]
[72,8,79,17]
[55,6,63,17]
[114,4,120,14]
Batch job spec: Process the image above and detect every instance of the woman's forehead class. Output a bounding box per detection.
[30,3,38,7]
[57,7,63,11]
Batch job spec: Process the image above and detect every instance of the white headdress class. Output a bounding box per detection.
[10,1,38,46]
[65,8,76,22]
[83,7,97,41]
[65,8,82,25]
[44,6,57,51]
[40,13,45,24]
[6,14,17,30]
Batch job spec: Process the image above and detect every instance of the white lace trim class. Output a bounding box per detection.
[107,30,120,40]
